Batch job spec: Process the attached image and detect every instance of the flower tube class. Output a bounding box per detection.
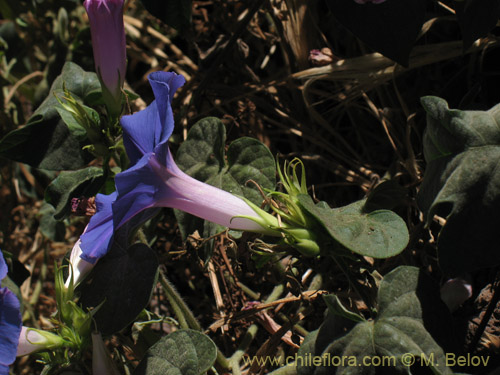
[84,0,126,114]
[0,252,21,375]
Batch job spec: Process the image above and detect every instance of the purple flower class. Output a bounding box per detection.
[78,192,159,265]
[84,0,126,112]
[79,71,278,264]
[0,252,22,375]
[79,192,116,264]
[114,71,274,234]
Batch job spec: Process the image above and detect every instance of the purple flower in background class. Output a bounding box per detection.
[353,0,386,3]
[79,71,278,264]
[84,0,126,112]
[0,252,22,375]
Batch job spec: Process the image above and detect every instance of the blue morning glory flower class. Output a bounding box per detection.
[113,71,275,234]
[0,251,22,375]
[79,71,278,266]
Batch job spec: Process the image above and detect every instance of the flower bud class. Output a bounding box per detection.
[84,0,126,115]
[17,327,67,356]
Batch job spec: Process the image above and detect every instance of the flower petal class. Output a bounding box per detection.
[80,192,117,264]
[17,327,66,357]
[120,72,185,164]
[0,252,6,281]
[149,72,186,157]
[16,327,46,357]
[65,239,95,287]
[0,287,21,369]
[121,101,161,165]
[113,153,164,229]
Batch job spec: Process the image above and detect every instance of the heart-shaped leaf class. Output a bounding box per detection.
[174,117,276,260]
[297,195,408,259]
[45,166,104,220]
[326,0,426,66]
[38,203,66,241]
[0,62,101,170]
[133,329,217,375]
[297,266,453,375]
[79,243,159,335]
[418,96,500,274]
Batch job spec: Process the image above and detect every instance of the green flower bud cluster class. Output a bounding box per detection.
[237,157,321,257]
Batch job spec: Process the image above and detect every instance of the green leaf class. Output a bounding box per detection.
[323,294,365,323]
[174,117,276,260]
[38,203,66,241]
[133,329,217,375]
[326,0,426,66]
[139,0,192,31]
[79,243,159,335]
[297,312,353,375]
[297,195,408,259]
[45,167,104,220]
[0,62,101,170]
[297,266,453,375]
[418,96,500,274]
[55,104,97,141]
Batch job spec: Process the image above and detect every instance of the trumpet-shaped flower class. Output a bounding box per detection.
[84,0,126,113]
[114,71,278,235]
[79,71,280,264]
[0,252,22,375]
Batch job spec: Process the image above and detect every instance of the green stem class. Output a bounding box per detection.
[223,283,286,373]
[158,271,234,372]
[224,273,260,300]
[216,351,231,370]
[158,270,200,331]
[265,283,285,304]
[229,324,258,375]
